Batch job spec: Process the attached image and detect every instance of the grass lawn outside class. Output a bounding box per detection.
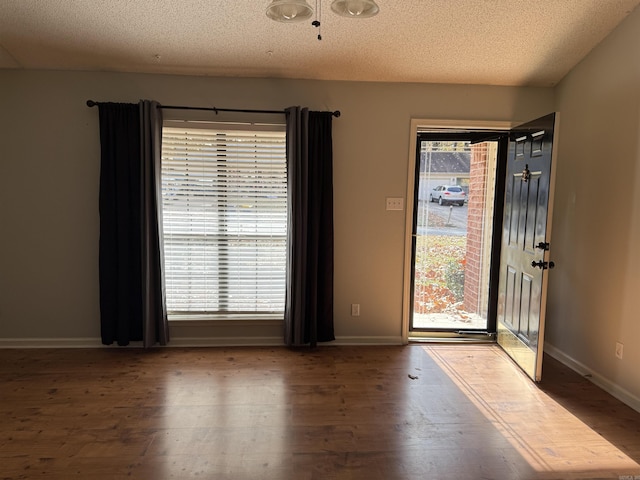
[413,234,466,315]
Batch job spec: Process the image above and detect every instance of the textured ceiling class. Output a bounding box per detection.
[1,0,639,87]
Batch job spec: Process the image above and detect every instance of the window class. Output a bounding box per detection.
[161,122,287,320]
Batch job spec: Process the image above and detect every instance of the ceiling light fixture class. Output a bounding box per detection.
[266,0,314,22]
[331,0,379,18]
[266,0,379,24]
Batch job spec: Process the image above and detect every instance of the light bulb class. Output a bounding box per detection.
[281,5,299,19]
[346,0,366,16]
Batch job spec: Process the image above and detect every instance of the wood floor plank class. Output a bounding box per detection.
[1,345,640,479]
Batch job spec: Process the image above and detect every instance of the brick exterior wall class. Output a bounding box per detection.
[463,144,488,313]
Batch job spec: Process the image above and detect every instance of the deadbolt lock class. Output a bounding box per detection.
[531,260,555,270]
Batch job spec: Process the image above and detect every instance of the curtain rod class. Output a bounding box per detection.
[86,100,340,118]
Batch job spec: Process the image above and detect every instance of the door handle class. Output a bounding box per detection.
[536,242,549,251]
[532,260,555,270]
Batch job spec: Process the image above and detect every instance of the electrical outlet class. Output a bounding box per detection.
[386,197,404,211]
[616,342,623,360]
[351,304,360,316]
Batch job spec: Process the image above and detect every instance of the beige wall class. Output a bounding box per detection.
[0,70,553,344]
[549,6,640,404]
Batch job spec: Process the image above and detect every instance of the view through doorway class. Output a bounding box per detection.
[410,136,498,335]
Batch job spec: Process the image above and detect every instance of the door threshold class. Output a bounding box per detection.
[409,331,496,344]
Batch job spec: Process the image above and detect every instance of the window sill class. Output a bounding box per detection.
[168,313,283,326]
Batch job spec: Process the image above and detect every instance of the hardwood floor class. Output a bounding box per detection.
[1,344,639,479]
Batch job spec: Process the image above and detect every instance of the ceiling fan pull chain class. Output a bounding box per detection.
[313,0,322,40]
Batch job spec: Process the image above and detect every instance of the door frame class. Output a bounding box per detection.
[402,118,513,343]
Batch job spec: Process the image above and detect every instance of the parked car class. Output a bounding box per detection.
[429,185,466,206]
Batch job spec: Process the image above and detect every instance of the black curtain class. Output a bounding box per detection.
[97,101,169,346]
[284,107,335,347]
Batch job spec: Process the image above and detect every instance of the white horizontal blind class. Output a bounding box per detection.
[161,124,287,317]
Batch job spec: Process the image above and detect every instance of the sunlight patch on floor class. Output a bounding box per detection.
[424,345,640,479]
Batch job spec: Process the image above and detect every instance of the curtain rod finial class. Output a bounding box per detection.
[87,100,97,107]
[333,111,341,118]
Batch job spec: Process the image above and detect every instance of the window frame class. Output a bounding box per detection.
[160,116,288,322]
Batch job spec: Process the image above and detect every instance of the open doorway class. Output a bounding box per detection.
[403,115,557,381]
[409,133,500,337]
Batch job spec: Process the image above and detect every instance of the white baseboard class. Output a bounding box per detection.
[165,335,404,347]
[0,337,282,348]
[0,337,105,348]
[545,342,640,414]
[0,335,404,348]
